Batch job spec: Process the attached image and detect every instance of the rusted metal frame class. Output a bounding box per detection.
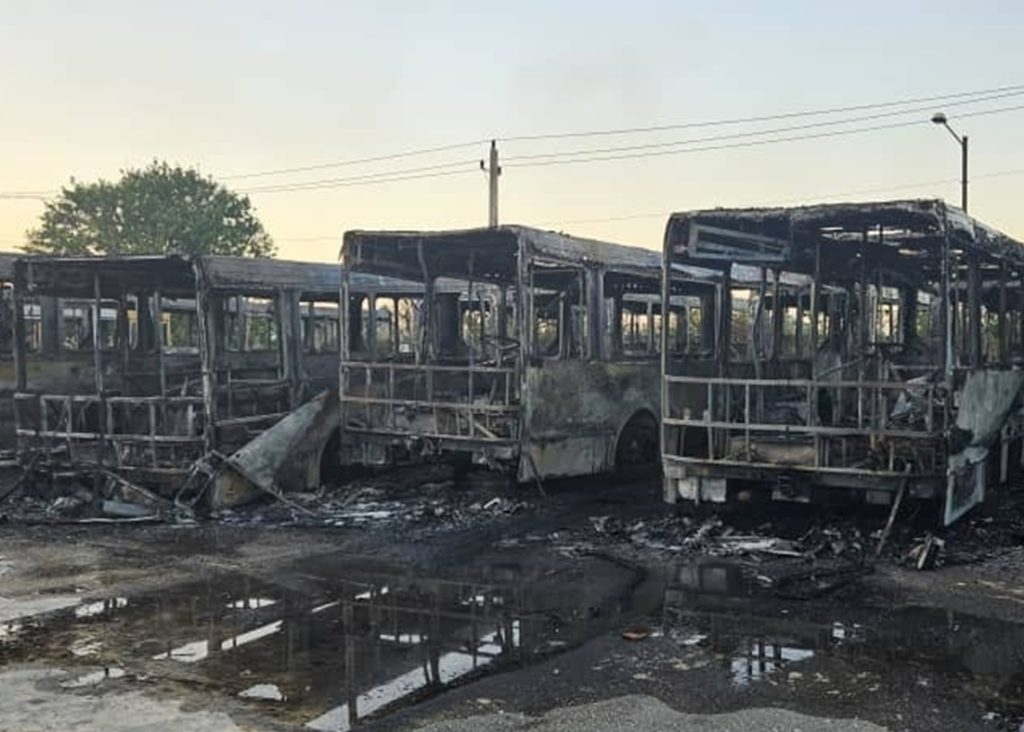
[152,287,168,445]
[226,368,234,418]
[967,255,982,367]
[118,291,130,379]
[753,266,767,422]
[105,400,118,467]
[711,266,732,460]
[645,300,655,355]
[304,300,314,352]
[744,382,751,458]
[794,288,804,358]
[65,395,73,462]
[338,256,352,459]
[388,362,396,429]
[148,401,158,467]
[415,241,437,434]
[214,411,291,427]
[34,393,202,406]
[363,359,371,429]
[663,417,937,440]
[666,374,922,390]
[940,214,954,388]
[92,272,107,479]
[659,235,671,493]
[194,263,218,456]
[999,262,1008,365]
[705,381,714,460]
[810,239,821,467]
[290,290,305,406]
[662,452,941,479]
[273,288,288,389]
[588,266,605,360]
[92,273,104,394]
[770,268,782,360]
[754,266,767,362]
[857,235,868,431]
[343,426,518,446]
[366,293,377,361]
[12,269,27,392]
[18,428,201,445]
[338,359,512,375]
[874,265,885,442]
[577,268,586,359]
[517,234,533,472]
[340,395,516,414]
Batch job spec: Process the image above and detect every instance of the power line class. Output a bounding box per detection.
[221,139,488,181]
[0,193,52,200]
[239,166,480,195]
[237,159,480,194]
[508,119,921,167]
[503,90,1024,163]
[506,103,1024,169]
[3,83,1023,197]
[200,83,1024,182]
[502,83,1024,142]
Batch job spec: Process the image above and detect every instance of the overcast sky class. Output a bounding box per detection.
[1,1,1022,259]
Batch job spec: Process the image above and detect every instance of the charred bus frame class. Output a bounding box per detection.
[660,199,1024,524]
[10,255,420,493]
[339,225,718,481]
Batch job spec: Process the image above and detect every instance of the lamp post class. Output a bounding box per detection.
[931,112,968,212]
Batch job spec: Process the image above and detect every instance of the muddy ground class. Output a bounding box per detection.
[1,470,1023,732]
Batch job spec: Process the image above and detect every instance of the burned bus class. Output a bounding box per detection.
[338,225,718,482]
[659,199,1024,524]
[9,255,421,495]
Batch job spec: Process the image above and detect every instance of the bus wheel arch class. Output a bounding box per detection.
[318,426,343,488]
[613,408,659,472]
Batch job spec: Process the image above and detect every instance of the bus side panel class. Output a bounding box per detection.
[520,360,659,481]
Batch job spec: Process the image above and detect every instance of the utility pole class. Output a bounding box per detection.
[481,140,501,228]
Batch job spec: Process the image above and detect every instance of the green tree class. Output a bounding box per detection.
[25,161,275,258]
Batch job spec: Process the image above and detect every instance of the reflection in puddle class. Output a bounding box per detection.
[75,598,128,619]
[153,619,285,663]
[227,597,278,610]
[0,622,22,641]
[0,559,633,731]
[60,667,126,688]
[306,625,515,731]
[666,560,1024,716]
[730,641,814,686]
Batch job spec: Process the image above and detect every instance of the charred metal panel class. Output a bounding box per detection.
[520,360,660,480]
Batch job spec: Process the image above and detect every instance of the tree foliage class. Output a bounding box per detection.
[26,161,275,258]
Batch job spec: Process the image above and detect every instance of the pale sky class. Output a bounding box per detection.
[1,1,1023,261]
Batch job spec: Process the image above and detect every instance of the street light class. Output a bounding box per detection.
[931,111,968,212]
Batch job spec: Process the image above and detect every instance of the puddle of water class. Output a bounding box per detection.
[730,641,814,686]
[0,556,637,729]
[664,559,1024,716]
[239,683,285,701]
[226,597,277,610]
[60,667,126,688]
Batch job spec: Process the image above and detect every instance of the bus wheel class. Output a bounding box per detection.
[615,410,659,474]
